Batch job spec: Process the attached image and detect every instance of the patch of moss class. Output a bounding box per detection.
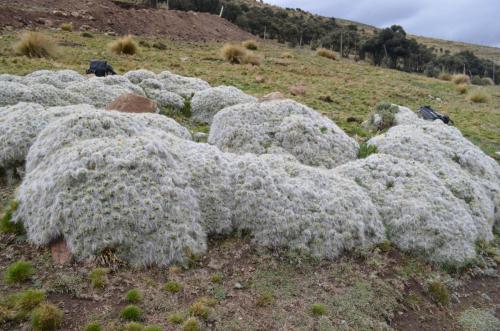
[3,260,35,284]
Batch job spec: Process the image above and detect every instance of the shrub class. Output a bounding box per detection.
[81,32,94,38]
[316,48,336,60]
[452,74,470,85]
[281,52,293,59]
[163,281,182,293]
[60,22,73,32]
[311,303,326,316]
[123,322,143,331]
[438,72,452,81]
[13,32,56,58]
[3,260,35,284]
[0,199,24,234]
[470,90,489,103]
[84,322,102,331]
[31,303,64,331]
[168,312,184,324]
[427,281,449,306]
[7,289,45,318]
[109,35,139,55]
[182,317,200,331]
[144,325,163,331]
[89,268,109,289]
[456,84,468,95]
[221,44,246,64]
[120,305,142,321]
[242,52,261,66]
[242,40,258,50]
[125,289,142,303]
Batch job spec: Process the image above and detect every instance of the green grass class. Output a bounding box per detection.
[311,303,326,316]
[3,260,35,284]
[84,321,102,331]
[123,322,143,331]
[0,30,498,161]
[120,305,142,321]
[163,280,183,293]
[358,143,378,159]
[124,289,142,303]
[89,268,109,289]
[182,317,200,331]
[7,289,45,319]
[427,281,450,306]
[31,303,64,331]
[0,199,24,234]
[168,312,185,324]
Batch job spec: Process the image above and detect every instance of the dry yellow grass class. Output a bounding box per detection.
[60,22,74,32]
[13,32,56,58]
[242,52,261,66]
[452,74,470,85]
[280,52,293,59]
[456,84,468,95]
[242,40,258,50]
[109,35,139,55]
[221,44,247,64]
[469,90,489,103]
[316,48,336,60]
[438,72,452,81]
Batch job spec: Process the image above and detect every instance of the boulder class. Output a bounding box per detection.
[191,86,257,124]
[106,93,157,113]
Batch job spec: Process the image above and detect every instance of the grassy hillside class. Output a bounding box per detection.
[1,31,498,159]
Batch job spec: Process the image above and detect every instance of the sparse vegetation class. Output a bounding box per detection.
[438,72,452,81]
[144,325,163,331]
[316,48,336,60]
[457,84,468,94]
[280,52,293,59]
[168,312,184,324]
[60,22,74,32]
[427,280,450,306]
[452,74,470,85]
[84,322,102,331]
[89,268,109,289]
[0,199,24,234]
[182,317,200,331]
[311,303,326,316]
[470,90,489,103]
[13,32,56,58]
[458,308,500,331]
[221,43,246,64]
[31,303,64,331]
[120,305,142,321]
[123,322,143,331]
[125,289,143,303]
[7,289,45,319]
[210,273,223,283]
[256,290,274,307]
[163,280,183,293]
[242,40,258,50]
[242,52,261,65]
[189,300,210,319]
[109,35,139,55]
[3,260,35,284]
[358,143,378,159]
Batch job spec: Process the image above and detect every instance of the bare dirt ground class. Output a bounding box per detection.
[0,0,254,41]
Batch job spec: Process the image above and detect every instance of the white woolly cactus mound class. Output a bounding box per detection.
[209,99,359,168]
[191,86,257,124]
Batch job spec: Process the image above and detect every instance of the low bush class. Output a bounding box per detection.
[31,303,64,331]
[3,260,35,284]
[60,22,73,32]
[221,44,246,64]
[120,305,142,321]
[311,303,326,316]
[182,317,200,331]
[242,40,258,50]
[452,74,470,85]
[163,281,183,293]
[438,72,452,81]
[0,199,24,234]
[316,48,336,60]
[109,35,139,55]
[456,84,468,95]
[470,90,489,103]
[125,289,142,303]
[13,32,56,58]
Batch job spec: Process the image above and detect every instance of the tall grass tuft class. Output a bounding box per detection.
[221,44,246,64]
[316,48,336,60]
[452,74,470,85]
[438,72,452,81]
[109,35,139,55]
[469,90,489,103]
[242,40,258,50]
[13,32,56,58]
[60,22,73,32]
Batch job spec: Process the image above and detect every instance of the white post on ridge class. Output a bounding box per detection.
[219,6,224,17]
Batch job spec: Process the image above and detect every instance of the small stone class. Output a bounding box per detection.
[234,282,243,289]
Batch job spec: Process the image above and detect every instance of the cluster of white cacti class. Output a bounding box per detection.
[1,70,498,268]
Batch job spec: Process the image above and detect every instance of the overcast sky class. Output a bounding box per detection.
[264,0,500,47]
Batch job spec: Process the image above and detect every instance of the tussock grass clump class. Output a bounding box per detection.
[221,44,247,64]
[456,84,468,95]
[316,48,336,60]
[3,260,35,284]
[438,72,452,81]
[163,281,183,293]
[31,303,63,331]
[13,32,56,58]
[182,317,200,331]
[109,35,139,55]
[144,325,163,331]
[123,322,143,331]
[470,90,489,103]
[452,74,470,85]
[1,199,24,234]
[427,281,450,306]
[311,303,326,316]
[84,322,102,331]
[281,52,293,59]
[60,22,73,32]
[81,32,94,38]
[480,77,495,86]
[242,52,262,66]
[7,289,45,318]
[256,290,274,307]
[168,312,184,324]
[242,40,258,50]
[120,305,142,321]
[89,268,109,289]
[210,273,223,283]
[189,301,209,319]
[125,289,142,303]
